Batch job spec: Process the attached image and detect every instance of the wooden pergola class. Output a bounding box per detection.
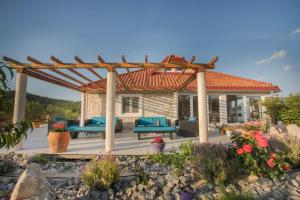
[3,55,218,152]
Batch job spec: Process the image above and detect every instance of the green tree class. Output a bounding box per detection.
[0,61,31,149]
[262,96,284,124]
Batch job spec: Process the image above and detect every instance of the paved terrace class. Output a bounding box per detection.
[1,126,231,155]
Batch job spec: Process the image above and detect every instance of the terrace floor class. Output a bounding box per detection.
[1,125,231,155]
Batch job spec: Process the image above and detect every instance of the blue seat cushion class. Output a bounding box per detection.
[138,117,154,126]
[68,125,105,132]
[134,126,175,133]
[91,117,119,126]
[151,117,168,127]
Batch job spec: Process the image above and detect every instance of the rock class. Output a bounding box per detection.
[10,163,55,200]
[287,124,300,140]
[247,174,259,182]
[291,180,299,187]
[101,190,109,200]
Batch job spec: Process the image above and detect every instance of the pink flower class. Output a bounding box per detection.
[152,137,164,143]
[254,132,269,148]
[266,158,275,168]
[242,144,253,153]
[270,153,276,159]
[236,148,244,155]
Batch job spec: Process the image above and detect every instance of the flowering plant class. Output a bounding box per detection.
[50,122,67,132]
[151,137,165,143]
[230,131,292,179]
[243,121,261,131]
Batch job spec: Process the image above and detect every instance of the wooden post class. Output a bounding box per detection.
[105,70,116,152]
[13,72,28,150]
[80,92,87,127]
[197,71,208,143]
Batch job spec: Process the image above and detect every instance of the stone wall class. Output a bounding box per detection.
[86,92,176,130]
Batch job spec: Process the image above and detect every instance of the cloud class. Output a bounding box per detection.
[256,50,287,64]
[291,28,300,36]
[283,65,291,71]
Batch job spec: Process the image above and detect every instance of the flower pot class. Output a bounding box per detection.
[32,121,41,128]
[48,131,70,153]
[151,142,166,153]
[181,190,194,200]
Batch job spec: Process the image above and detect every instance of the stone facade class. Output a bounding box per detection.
[86,92,175,129]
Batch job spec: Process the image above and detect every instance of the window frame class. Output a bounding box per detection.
[118,94,143,117]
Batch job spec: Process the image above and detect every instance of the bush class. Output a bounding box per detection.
[262,96,284,124]
[280,94,300,126]
[219,190,254,200]
[269,133,300,168]
[0,158,17,175]
[150,140,193,173]
[82,154,120,190]
[193,143,239,186]
[30,154,51,164]
[230,132,292,179]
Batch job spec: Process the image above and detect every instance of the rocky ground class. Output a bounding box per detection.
[1,153,300,200]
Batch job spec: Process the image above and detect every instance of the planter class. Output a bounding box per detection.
[181,190,194,200]
[151,142,166,153]
[32,121,41,128]
[220,128,226,135]
[48,131,70,153]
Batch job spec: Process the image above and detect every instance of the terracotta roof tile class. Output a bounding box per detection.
[83,68,280,91]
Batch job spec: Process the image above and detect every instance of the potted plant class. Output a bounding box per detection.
[219,124,227,135]
[224,126,233,136]
[48,122,70,153]
[151,137,166,153]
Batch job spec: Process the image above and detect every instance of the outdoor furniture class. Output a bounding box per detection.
[134,117,175,140]
[48,116,122,139]
[176,118,199,137]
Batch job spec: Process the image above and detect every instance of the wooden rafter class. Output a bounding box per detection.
[29,69,82,90]
[27,56,85,85]
[50,56,92,82]
[176,71,197,91]
[23,69,83,92]
[75,56,103,80]
[170,68,187,88]
[114,69,129,90]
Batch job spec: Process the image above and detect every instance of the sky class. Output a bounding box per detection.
[1,0,300,101]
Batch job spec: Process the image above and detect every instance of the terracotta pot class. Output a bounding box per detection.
[48,131,70,153]
[32,121,41,128]
[152,142,166,153]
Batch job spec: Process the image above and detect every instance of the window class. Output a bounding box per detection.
[178,95,190,120]
[227,95,244,123]
[121,97,139,113]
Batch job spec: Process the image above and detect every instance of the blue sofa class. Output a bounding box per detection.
[134,117,175,140]
[48,116,122,139]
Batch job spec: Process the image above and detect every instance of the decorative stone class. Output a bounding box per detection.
[10,163,55,200]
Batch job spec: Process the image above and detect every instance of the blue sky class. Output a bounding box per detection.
[1,0,299,101]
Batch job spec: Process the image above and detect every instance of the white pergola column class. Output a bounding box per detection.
[219,95,228,124]
[80,92,87,127]
[105,70,116,152]
[190,95,194,118]
[13,72,28,150]
[197,71,208,143]
[172,92,179,126]
[243,96,250,122]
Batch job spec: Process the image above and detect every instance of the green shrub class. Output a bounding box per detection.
[262,96,284,124]
[82,154,120,190]
[134,165,149,185]
[230,132,292,179]
[30,154,50,164]
[280,94,300,126]
[193,143,239,186]
[219,190,254,200]
[150,140,194,173]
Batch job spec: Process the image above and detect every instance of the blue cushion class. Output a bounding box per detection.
[138,117,154,126]
[91,117,119,125]
[53,116,66,121]
[151,117,168,127]
[134,126,175,133]
[188,117,196,122]
[68,125,105,132]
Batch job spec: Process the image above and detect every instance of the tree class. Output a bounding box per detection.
[262,96,284,124]
[280,94,300,126]
[0,61,31,149]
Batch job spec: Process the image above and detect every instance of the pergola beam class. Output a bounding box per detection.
[176,71,197,91]
[75,56,103,80]
[50,56,93,82]
[114,69,129,90]
[23,69,83,92]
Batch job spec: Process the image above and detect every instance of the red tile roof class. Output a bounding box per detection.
[83,68,280,92]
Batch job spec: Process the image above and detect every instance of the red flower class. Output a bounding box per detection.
[254,132,268,148]
[242,144,253,153]
[153,137,164,143]
[52,122,65,129]
[236,148,244,155]
[282,164,290,171]
[266,158,276,168]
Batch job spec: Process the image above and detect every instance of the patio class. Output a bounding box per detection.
[1,125,230,155]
